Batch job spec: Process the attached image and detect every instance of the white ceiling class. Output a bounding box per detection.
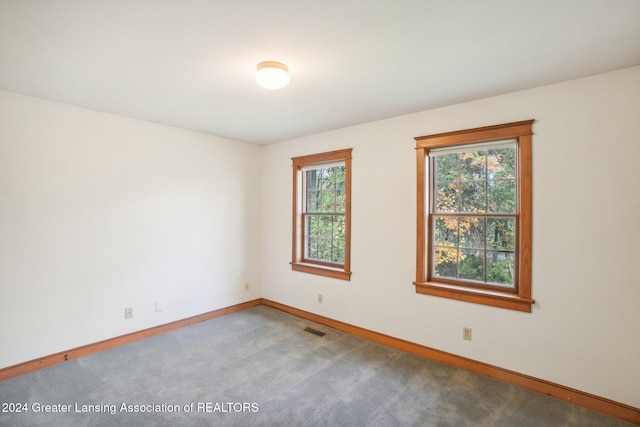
[1,0,639,145]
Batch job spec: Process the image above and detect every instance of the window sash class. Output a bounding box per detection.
[429,142,518,215]
[302,212,345,265]
[427,141,519,289]
[303,164,346,214]
[430,213,517,289]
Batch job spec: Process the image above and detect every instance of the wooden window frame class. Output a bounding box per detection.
[292,149,352,280]
[414,121,534,312]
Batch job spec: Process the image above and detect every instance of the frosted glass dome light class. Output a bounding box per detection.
[255,61,290,90]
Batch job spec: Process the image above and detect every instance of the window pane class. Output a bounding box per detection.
[320,188,336,212]
[460,151,486,181]
[320,167,335,211]
[435,183,458,213]
[307,189,320,211]
[486,251,515,287]
[317,215,333,238]
[336,177,346,212]
[435,153,458,183]
[306,237,318,259]
[487,147,516,179]
[488,179,515,213]
[434,216,458,247]
[459,249,485,281]
[305,170,319,212]
[316,238,331,262]
[307,215,318,238]
[460,182,486,213]
[332,216,345,263]
[486,218,515,251]
[459,217,484,249]
[434,247,458,278]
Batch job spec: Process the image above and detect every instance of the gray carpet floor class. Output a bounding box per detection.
[0,305,634,426]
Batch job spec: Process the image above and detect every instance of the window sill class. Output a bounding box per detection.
[414,281,534,312]
[292,262,351,281]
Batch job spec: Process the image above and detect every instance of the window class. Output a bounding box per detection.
[292,149,352,280]
[414,121,534,312]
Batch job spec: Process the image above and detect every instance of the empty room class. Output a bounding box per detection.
[1,1,639,426]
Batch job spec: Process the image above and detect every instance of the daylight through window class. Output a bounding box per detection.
[303,163,347,264]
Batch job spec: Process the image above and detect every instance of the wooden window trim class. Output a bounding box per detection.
[414,121,534,312]
[292,149,352,280]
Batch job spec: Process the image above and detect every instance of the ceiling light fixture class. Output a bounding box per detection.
[255,61,290,90]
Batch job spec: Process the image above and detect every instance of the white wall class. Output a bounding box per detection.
[0,91,262,368]
[260,66,640,407]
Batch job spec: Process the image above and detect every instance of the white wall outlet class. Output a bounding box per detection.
[125,307,133,319]
[318,294,323,304]
[155,300,165,312]
[463,327,472,341]
[244,282,250,291]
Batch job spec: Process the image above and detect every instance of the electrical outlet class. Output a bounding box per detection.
[463,327,472,341]
[244,283,250,291]
[155,300,165,312]
[125,307,133,319]
[318,294,323,304]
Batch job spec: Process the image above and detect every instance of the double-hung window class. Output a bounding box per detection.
[291,149,352,280]
[414,121,534,312]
